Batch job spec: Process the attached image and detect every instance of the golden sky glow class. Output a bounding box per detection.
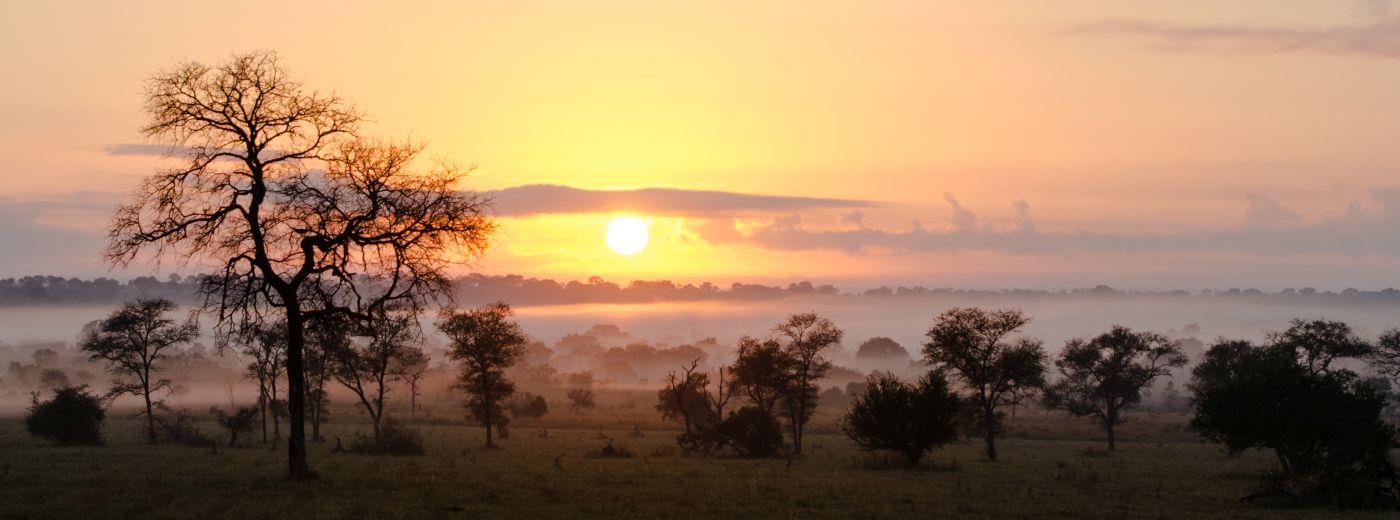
[3,1,1400,288]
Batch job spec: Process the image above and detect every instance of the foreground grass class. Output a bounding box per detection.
[0,411,1393,519]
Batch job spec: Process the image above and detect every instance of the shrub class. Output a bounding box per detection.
[587,439,635,459]
[25,385,105,446]
[717,406,784,458]
[210,405,259,447]
[156,409,214,446]
[348,418,424,456]
[507,393,549,420]
[843,371,961,466]
[567,388,596,411]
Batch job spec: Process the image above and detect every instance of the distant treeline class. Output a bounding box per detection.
[4,274,1400,306]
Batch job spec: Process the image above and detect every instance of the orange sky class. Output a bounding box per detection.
[3,1,1400,288]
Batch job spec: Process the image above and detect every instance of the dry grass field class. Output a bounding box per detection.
[2,390,1395,520]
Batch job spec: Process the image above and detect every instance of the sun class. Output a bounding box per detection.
[605,216,649,256]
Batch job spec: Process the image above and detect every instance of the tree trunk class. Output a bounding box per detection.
[1105,407,1117,451]
[143,377,156,444]
[271,376,281,440]
[484,413,494,448]
[283,309,313,480]
[259,382,268,443]
[983,403,998,461]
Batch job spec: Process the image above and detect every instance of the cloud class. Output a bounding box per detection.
[696,192,1400,257]
[0,194,116,276]
[942,193,979,232]
[488,184,877,217]
[1064,17,1400,59]
[1244,194,1303,228]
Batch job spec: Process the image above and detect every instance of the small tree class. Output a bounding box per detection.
[922,307,1046,461]
[303,314,346,442]
[211,405,259,447]
[843,371,961,466]
[395,347,431,415]
[773,313,843,456]
[1042,326,1187,450]
[25,385,106,446]
[334,311,418,438]
[437,302,527,448]
[1190,320,1398,507]
[79,298,197,444]
[234,321,286,443]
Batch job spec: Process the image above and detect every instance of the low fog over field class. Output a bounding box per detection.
[5,276,1398,415]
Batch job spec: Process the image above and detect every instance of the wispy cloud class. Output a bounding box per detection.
[1064,16,1400,59]
[489,184,878,217]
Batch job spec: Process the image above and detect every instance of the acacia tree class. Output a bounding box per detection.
[773,313,843,456]
[78,298,197,444]
[105,52,493,479]
[334,311,417,438]
[922,307,1046,461]
[1042,326,1187,450]
[438,302,527,449]
[1372,329,1400,386]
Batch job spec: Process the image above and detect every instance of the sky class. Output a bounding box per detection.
[3,1,1400,290]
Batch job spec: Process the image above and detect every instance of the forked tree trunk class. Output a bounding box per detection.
[983,401,999,461]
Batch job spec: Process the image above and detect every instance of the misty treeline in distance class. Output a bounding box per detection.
[8,274,1400,307]
[20,293,1400,509]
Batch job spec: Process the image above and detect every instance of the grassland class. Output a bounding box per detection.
[1,393,1393,519]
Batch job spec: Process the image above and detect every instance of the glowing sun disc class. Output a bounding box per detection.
[605,216,649,256]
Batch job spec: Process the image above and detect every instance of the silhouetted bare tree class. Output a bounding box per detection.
[106,51,494,478]
[78,298,197,443]
[334,311,418,438]
[438,302,527,448]
[773,313,843,456]
[1042,326,1187,450]
[922,307,1046,461]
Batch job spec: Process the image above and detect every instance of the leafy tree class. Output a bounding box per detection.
[334,311,418,438]
[25,385,106,446]
[729,336,795,418]
[1042,326,1186,450]
[922,307,1046,461]
[855,337,909,361]
[843,371,961,466]
[78,298,197,444]
[773,313,843,456]
[1190,320,1398,507]
[211,405,259,447]
[437,302,527,448]
[106,51,494,479]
